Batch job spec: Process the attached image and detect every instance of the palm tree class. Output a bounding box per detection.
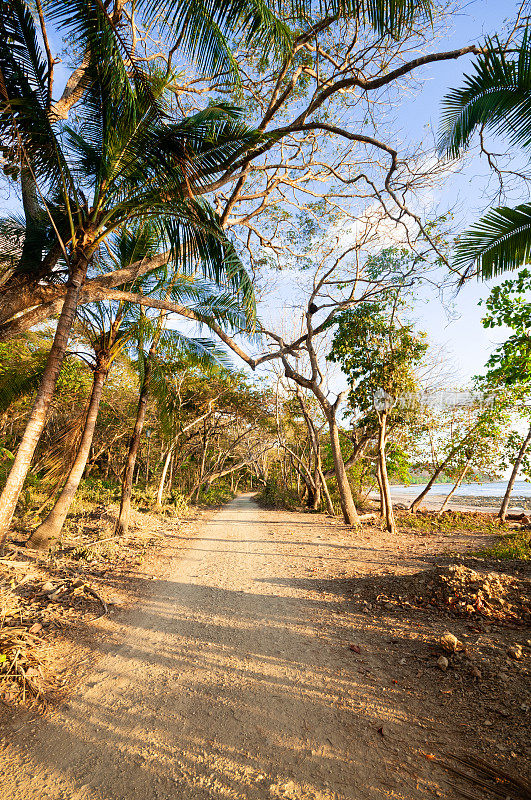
[0,0,435,542]
[28,304,126,549]
[114,271,249,537]
[439,28,531,278]
[28,225,251,548]
[0,2,260,544]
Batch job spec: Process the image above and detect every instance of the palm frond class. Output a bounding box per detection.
[140,0,431,81]
[453,202,531,280]
[0,1,74,193]
[439,29,531,158]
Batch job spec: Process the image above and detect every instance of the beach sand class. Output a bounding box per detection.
[384,489,531,514]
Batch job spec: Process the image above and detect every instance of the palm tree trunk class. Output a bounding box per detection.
[378,413,396,534]
[0,258,89,548]
[326,410,359,526]
[438,458,472,515]
[28,355,108,550]
[114,353,152,537]
[499,425,531,521]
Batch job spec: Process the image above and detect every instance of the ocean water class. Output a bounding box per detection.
[389,480,531,499]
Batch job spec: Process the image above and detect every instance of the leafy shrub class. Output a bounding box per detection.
[171,493,189,515]
[75,477,119,505]
[397,510,503,534]
[195,483,234,507]
[257,478,299,510]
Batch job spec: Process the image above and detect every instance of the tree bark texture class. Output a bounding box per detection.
[326,411,360,526]
[0,258,89,547]
[114,354,152,537]
[29,355,109,549]
[499,426,531,522]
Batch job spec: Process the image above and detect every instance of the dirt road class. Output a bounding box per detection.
[0,495,495,799]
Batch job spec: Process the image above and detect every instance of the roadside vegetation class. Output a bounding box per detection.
[0,10,529,794]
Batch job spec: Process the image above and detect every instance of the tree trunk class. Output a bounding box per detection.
[438,458,472,515]
[376,459,387,519]
[0,258,89,548]
[305,479,316,509]
[145,435,152,482]
[409,446,459,512]
[378,413,396,534]
[311,466,321,510]
[326,411,359,526]
[29,356,108,550]
[155,446,173,509]
[114,354,152,537]
[168,452,174,494]
[499,426,531,522]
[318,466,335,516]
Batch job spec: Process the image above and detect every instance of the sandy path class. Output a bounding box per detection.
[0,495,459,800]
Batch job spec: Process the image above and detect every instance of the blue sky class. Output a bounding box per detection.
[2,1,524,385]
[256,1,526,387]
[391,0,525,382]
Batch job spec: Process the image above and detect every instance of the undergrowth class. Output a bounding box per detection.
[397,510,504,535]
[257,479,300,510]
[195,484,235,507]
[477,529,531,561]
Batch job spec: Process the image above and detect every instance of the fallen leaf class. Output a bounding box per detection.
[28,623,42,634]
[349,644,361,653]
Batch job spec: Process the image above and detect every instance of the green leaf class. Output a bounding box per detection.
[453,203,531,280]
[439,28,531,158]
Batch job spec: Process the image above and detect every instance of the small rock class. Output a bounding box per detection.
[399,658,407,665]
[41,581,55,593]
[483,719,493,726]
[507,645,523,660]
[440,632,461,653]
[437,656,449,671]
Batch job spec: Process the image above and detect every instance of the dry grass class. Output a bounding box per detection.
[0,583,52,707]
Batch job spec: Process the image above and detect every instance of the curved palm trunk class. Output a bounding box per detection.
[326,411,359,526]
[29,356,109,550]
[499,426,531,521]
[0,258,89,548]
[114,355,152,537]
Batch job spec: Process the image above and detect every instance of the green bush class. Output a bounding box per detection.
[195,483,234,507]
[257,478,300,510]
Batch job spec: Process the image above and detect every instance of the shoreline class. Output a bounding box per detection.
[370,490,531,514]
